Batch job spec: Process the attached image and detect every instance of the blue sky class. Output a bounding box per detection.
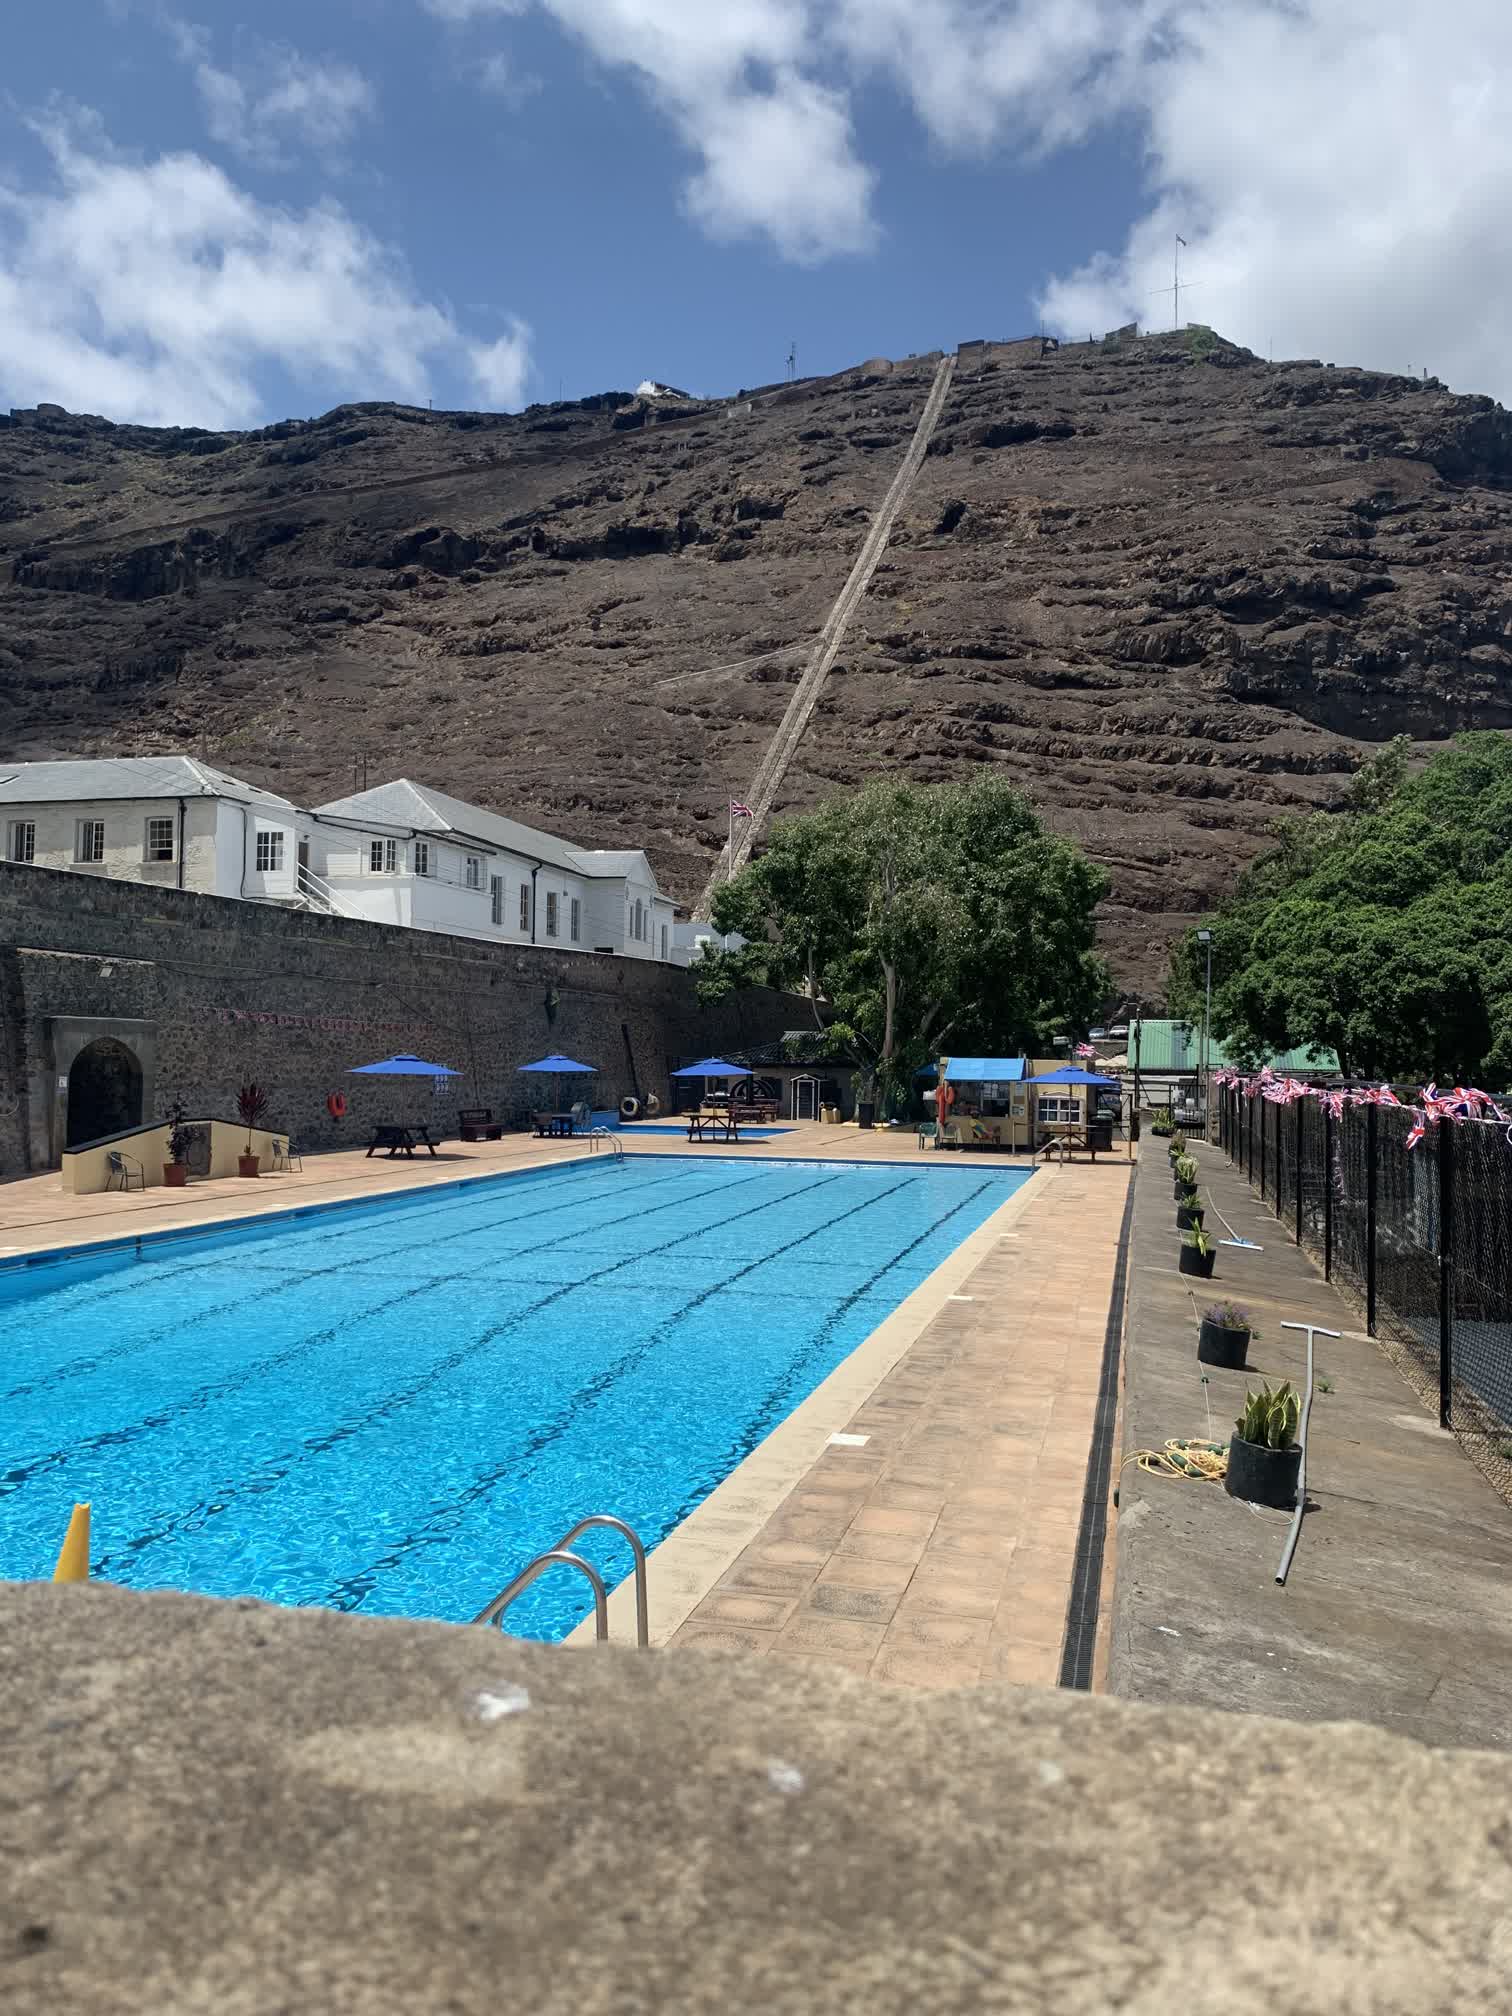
[2,2,1508,427]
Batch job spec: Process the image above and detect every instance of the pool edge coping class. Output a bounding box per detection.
[569,1160,1052,1647]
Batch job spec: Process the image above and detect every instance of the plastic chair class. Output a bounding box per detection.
[106,1150,144,1191]
[916,1119,937,1149]
[271,1137,303,1172]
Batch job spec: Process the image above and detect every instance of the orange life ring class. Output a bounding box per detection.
[327,1092,348,1120]
[938,1082,955,1115]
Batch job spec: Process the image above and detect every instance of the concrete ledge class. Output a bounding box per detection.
[8,1579,1512,2015]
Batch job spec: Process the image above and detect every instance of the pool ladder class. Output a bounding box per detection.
[472,1513,649,1646]
[587,1127,624,1160]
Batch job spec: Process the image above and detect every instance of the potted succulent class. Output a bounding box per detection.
[1172,1152,1198,1199]
[1179,1223,1216,1278]
[1150,1109,1173,1139]
[1198,1301,1255,1369]
[236,1082,270,1178]
[1167,1128,1186,1161]
[1176,1193,1205,1233]
[1226,1382,1302,1508]
[162,1102,194,1188]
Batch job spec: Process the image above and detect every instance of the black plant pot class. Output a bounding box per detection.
[1176,1203,1205,1232]
[1173,1177,1195,1200]
[858,1101,876,1131]
[1198,1318,1250,1369]
[1225,1434,1301,1509]
[1178,1243,1216,1278]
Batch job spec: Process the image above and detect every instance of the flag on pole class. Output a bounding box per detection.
[1176,234,1187,246]
[729,800,754,818]
[1075,1043,1096,1060]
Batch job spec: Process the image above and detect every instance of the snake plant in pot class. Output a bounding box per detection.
[1172,1152,1198,1200]
[1179,1223,1216,1278]
[1198,1302,1255,1370]
[1176,1192,1205,1232]
[1226,1382,1302,1508]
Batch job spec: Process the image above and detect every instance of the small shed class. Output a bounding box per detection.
[925,1057,1031,1151]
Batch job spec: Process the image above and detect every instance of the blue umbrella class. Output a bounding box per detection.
[348,1053,460,1076]
[518,1053,598,1114]
[670,1057,746,1078]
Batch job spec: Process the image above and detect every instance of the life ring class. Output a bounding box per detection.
[619,1095,641,1121]
[326,1092,348,1120]
[644,1093,661,1116]
[938,1082,955,1115]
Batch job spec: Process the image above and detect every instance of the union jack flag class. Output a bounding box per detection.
[1075,1043,1096,1059]
[729,800,753,818]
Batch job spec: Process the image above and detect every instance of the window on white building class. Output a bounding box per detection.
[413,841,431,877]
[660,922,668,960]
[144,816,176,863]
[490,875,504,926]
[75,820,105,864]
[519,883,531,932]
[369,838,398,874]
[1036,1097,1079,1124]
[545,891,559,937]
[570,897,581,943]
[631,898,644,941]
[464,854,482,891]
[8,821,35,864]
[255,829,285,873]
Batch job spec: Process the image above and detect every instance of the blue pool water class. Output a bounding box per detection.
[0,1155,1029,1637]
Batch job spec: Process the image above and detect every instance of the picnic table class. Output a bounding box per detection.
[366,1123,440,1159]
[687,1113,741,1143]
[532,1112,577,1138]
[1038,1124,1099,1163]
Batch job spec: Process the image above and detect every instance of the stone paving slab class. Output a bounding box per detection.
[1112,1138,1512,1748]
[671,1159,1133,1688]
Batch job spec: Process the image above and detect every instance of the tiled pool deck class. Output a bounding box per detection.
[2,1125,1132,1688]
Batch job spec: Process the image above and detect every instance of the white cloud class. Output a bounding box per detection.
[421,0,528,18]
[0,112,533,427]
[470,318,533,405]
[163,17,376,167]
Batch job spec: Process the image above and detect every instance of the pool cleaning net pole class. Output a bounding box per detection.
[1275,1321,1341,1586]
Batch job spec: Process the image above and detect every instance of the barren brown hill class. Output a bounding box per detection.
[5,328,1512,991]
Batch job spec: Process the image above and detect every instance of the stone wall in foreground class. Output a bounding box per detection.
[0,863,797,1174]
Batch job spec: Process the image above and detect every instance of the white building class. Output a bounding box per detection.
[0,758,680,963]
[306,779,677,961]
[0,757,303,904]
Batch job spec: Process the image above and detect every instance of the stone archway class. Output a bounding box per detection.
[66,1038,145,1148]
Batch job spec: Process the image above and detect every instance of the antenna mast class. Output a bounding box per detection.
[1173,234,1187,330]
[786,340,797,383]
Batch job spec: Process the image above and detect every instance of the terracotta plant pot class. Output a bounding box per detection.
[237,1152,261,1179]
[163,1163,188,1188]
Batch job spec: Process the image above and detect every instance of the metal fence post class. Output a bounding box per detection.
[1259,1098,1267,1202]
[1275,1097,1283,1209]
[1365,1104,1378,1336]
[1439,1122,1454,1430]
[1248,1093,1255,1186]
[1295,1098,1304,1245]
[1323,1107,1333,1281]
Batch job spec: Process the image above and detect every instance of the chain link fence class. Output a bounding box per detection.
[1219,1086,1512,1502]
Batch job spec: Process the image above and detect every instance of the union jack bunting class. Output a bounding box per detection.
[729,800,753,818]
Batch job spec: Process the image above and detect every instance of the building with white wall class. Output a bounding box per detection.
[0,758,680,963]
[0,757,303,904]
[306,779,677,960]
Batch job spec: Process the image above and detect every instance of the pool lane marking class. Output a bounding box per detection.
[0,1160,724,1406]
[318,1172,920,1611]
[4,1164,764,1502]
[89,1168,849,1580]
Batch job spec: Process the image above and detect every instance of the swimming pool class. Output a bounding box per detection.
[1,1155,1030,1637]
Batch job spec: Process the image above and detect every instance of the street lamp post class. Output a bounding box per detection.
[1197,930,1213,1132]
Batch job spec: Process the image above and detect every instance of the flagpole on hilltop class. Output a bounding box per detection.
[727,797,734,884]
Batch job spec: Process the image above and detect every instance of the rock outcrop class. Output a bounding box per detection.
[4,332,1511,988]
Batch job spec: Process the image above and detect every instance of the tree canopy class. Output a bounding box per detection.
[696,775,1110,1105]
[1167,734,1512,1082]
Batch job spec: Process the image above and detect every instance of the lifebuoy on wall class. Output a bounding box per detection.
[327,1092,348,1120]
[619,1095,641,1121]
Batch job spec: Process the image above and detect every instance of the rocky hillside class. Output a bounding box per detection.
[4,329,1512,990]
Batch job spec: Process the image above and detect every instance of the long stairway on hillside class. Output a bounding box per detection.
[694,351,957,919]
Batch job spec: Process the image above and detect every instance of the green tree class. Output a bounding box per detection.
[697,776,1110,1108]
[1168,734,1512,1081]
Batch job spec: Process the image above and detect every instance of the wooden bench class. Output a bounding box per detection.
[458,1108,503,1142]
[730,1100,779,1124]
[687,1113,741,1143]
[366,1124,440,1159]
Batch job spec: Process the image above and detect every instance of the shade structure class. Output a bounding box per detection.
[348,1053,460,1077]
[670,1057,746,1078]
[1022,1065,1120,1088]
[517,1055,597,1075]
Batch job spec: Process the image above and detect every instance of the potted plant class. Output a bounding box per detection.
[1167,1128,1186,1160]
[236,1082,270,1178]
[1225,1382,1302,1508]
[1179,1223,1216,1278]
[1150,1109,1173,1139]
[1176,1193,1205,1232]
[1199,1302,1255,1370]
[163,1103,194,1188]
[1172,1152,1198,1199]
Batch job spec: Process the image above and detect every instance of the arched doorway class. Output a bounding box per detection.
[66,1038,144,1148]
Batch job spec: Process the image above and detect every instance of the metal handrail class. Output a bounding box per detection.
[473,1549,610,1640]
[471,1514,649,1646]
[587,1127,624,1159]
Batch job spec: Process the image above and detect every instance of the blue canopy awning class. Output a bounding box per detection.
[517,1054,597,1074]
[348,1053,460,1077]
[1023,1066,1119,1087]
[671,1057,747,1078]
[915,1058,1027,1083]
